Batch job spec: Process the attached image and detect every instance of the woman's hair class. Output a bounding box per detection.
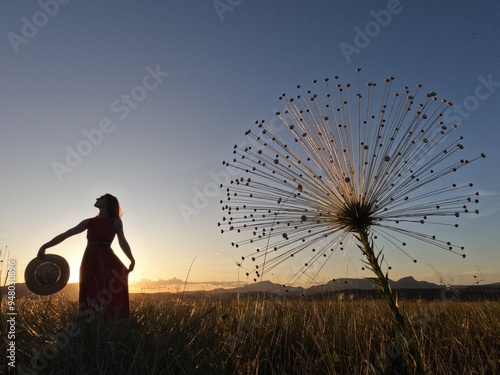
[104,194,123,218]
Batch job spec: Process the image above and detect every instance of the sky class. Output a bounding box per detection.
[1,0,499,290]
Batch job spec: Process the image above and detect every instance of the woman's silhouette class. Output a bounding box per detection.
[38,194,135,320]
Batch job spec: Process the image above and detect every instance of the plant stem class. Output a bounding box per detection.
[357,229,426,375]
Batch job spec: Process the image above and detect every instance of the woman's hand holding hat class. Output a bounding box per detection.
[37,246,46,258]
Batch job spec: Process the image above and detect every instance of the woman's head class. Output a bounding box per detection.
[95,194,122,217]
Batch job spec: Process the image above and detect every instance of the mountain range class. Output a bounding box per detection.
[206,276,500,299]
[208,276,441,295]
[4,277,500,300]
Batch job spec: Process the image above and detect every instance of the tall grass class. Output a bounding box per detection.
[2,294,499,374]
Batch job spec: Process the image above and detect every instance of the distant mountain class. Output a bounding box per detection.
[306,278,377,295]
[210,280,305,296]
[391,276,440,289]
[304,276,440,295]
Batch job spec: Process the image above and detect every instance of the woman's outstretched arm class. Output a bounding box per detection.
[38,219,89,257]
[114,217,135,272]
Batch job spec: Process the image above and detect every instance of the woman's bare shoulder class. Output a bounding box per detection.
[113,217,123,227]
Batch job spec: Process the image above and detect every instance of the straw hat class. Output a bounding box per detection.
[25,254,70,295]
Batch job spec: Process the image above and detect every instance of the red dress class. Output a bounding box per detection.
[79,217,130,320]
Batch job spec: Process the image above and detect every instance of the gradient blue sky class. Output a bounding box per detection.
[2,1,499,288]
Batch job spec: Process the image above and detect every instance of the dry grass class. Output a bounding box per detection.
[2,294,500,374]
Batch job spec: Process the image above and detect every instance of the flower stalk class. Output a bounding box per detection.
[357,229,425,374]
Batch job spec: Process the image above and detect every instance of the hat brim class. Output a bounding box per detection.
[25,254,70,296]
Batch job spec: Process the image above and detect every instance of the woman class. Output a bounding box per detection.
[38,194,135,320]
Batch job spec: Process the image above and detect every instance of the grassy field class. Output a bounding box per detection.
[2,294,500,374]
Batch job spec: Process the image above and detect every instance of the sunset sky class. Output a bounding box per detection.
[1,1,499,289]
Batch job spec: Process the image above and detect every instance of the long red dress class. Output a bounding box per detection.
[79,216,130,320]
